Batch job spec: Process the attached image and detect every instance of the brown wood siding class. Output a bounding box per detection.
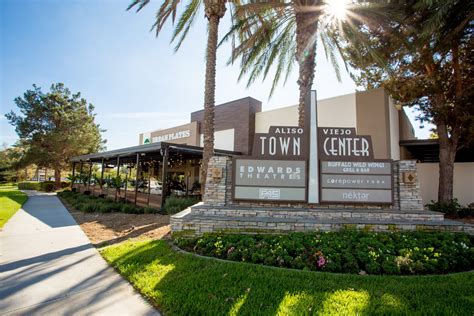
[190,97,262,155]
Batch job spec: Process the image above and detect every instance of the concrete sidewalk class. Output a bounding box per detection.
[0,191,159,315]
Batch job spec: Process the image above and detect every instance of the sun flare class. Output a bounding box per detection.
[324,0,350,21]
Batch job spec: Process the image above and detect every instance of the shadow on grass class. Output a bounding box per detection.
[102,240,474,315]
[95,222,169,247]
[0,190,28,205]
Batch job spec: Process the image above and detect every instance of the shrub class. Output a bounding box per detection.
[164,195,198,215]
[426,199,461,216]
[121,203,143,214]
[18,181,69,192]
[18,182,41,190]
[58,190,161,215]
[175,231,474,275]
[143,207,158,214]
[458,203,474,218]
[80,202,97,213]
[40,181,55,192]
[95,203,110,213]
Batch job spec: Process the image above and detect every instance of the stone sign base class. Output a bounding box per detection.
[170,157,473,236]
[171,205,473,236]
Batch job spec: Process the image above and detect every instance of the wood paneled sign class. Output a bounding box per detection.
[234,126,308,202]
[318,128,374,160]
[252,126,308,159]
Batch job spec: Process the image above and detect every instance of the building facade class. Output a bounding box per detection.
[138,88,473,205]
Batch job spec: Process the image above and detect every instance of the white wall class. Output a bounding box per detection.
[255,105,298,133]
[255,93,357,133]
[317,93,357,128]
[417,162,474,206]
[388,98,401,160]
[200,128,235,151]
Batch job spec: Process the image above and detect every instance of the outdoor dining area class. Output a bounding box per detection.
[70,142,240,209]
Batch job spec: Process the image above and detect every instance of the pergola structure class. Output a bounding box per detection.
[400,139,474,163]
[70,142,240,209]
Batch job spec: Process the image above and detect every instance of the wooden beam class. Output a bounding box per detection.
[115,156,120,201]
[72,162,76,189]
[134,153,140,206]
[87,162,92,191]
[100,158,105,190]
[160,146,169,210]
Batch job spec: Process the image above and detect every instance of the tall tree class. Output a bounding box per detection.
[225,0,387,127]
[128,0,228,193]
[0,141,31,182]
[6,83,105,189]
[226,1,392,127]
[226,0,326,127]
[339,0,474,202]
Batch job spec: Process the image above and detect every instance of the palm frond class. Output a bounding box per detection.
[127,0,151,12]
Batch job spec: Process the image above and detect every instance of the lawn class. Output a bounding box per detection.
[0,183,28,228]
[101,240,474,315]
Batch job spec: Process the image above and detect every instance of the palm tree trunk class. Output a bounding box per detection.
[295,7,319,128]
[200,2,226,195]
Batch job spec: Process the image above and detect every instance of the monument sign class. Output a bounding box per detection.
[233,91,393,204]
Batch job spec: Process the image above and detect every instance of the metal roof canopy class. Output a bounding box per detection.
[400,139,474,163]
[71,142,241,163]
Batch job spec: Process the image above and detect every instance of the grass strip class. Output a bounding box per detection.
[101,239,474,315]
[0,183,28,228]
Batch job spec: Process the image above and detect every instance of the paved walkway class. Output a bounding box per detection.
[0,191,159,315]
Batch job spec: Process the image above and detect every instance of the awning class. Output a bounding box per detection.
[71,142,241,163]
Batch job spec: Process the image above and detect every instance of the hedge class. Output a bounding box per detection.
[18,181,70,192]
[57,190,165,215]
[163,195,199,215]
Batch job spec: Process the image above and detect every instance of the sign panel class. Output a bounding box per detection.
[320,161,392,174]
[321,174,392,189]
[321,188,393,203]
[234,187,306,201]
[233,159,307,201]
[142,122,199,146]
[318,128,374,160]
[320,160,393,204]
[235,160,306,187]
[252,126,308,159]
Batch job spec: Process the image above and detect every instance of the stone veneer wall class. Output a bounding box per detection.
[171,157,473,236]
[395,160,424,210]
[204,156,424,211]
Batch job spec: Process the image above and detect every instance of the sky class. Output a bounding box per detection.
[0,0,430,151]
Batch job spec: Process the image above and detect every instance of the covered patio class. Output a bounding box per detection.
[70,142,240,209]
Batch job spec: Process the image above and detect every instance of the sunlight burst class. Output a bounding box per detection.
[324,0,350,21]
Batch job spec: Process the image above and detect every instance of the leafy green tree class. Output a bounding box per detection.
[6,83,106,189]
[128,0,229,193]
[339,0,474,202]
[0,144,17,182]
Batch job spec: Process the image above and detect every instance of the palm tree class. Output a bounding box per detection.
[224,0,334,127]
[128,0,227,194]
[226,0,383,127]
